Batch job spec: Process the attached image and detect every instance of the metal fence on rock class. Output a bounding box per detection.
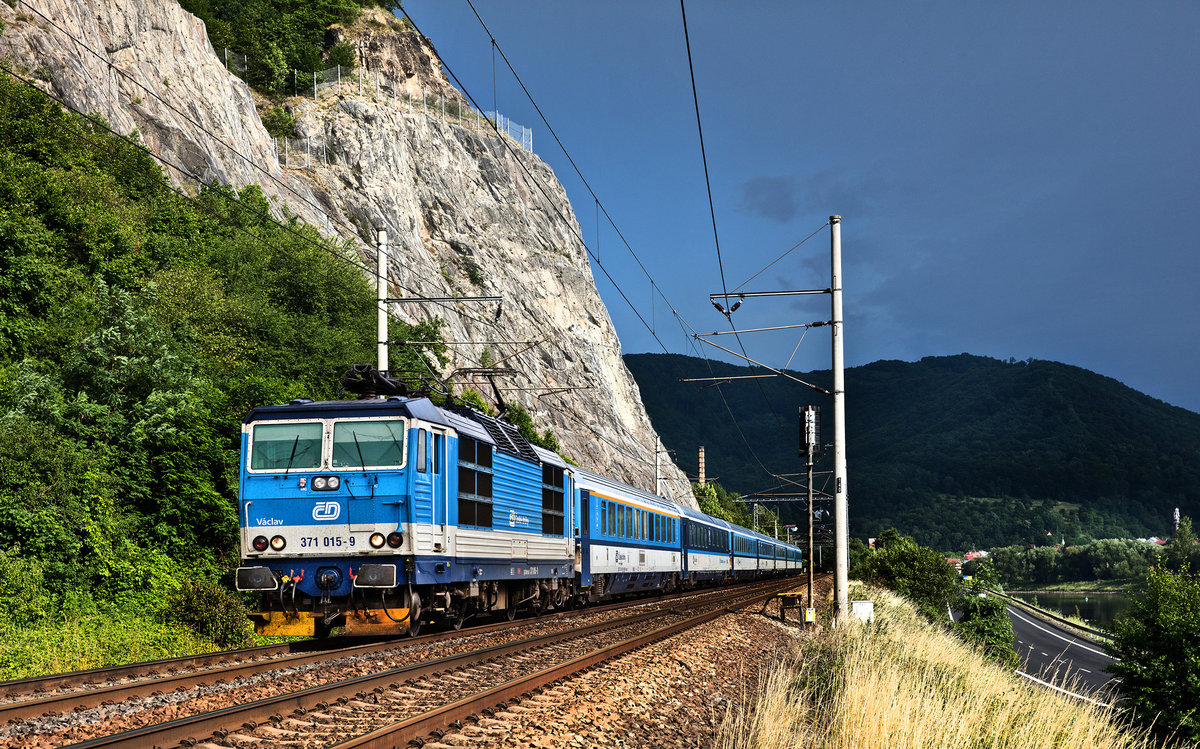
[207,43,537,167]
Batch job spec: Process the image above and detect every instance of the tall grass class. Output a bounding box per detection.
[0,609,217,681]
[720,584,1170,749]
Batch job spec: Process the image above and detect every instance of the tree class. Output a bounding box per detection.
[860,529,960,621]
[1164,516,1196,571]
[955,559,1019,667]
[1107,566,1200,740]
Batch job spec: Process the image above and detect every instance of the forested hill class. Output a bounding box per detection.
[626,353,1200,550]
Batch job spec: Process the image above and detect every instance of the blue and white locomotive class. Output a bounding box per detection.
[235,377,803,636]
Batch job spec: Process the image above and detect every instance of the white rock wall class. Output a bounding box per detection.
[0,0,695,504]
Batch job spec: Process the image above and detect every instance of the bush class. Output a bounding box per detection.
[326,41,356,70]
[955,591,1019,667]
[167,578,254,649]
[0,548,52,626]
[261,106,296,138]
[860,529,959,621]
[1107,565,1200,741]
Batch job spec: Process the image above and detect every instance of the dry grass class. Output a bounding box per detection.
[719,583,1168,749]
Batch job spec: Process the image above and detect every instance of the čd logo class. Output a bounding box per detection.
[313,501,341,521]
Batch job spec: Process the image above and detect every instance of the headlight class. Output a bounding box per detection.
[369,533,386,548]
[312,475,341,491]
[252,535,269,552]
[327,476,341,490]
[386,531,403,548]
[313,476,328,490]
[270,535,287,551]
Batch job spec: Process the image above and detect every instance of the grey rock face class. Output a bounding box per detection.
[0,1,694,504]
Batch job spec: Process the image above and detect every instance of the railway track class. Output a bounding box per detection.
[0,581,760,721]
[3,579,797,748]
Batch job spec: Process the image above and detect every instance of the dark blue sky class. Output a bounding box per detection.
[404,1,1200,414]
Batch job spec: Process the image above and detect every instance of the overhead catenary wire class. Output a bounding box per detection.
[8,1,799,490]
[11,0,373,250]
[0,63,666,474]
[678,0,788,434]
[445,1,803,489]
[3,64,669,477]
[733,220,830,293]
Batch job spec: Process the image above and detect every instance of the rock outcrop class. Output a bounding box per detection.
[0,0,694,503]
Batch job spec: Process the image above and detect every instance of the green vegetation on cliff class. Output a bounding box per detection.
[0,72,438,673]
[178,0,400,95]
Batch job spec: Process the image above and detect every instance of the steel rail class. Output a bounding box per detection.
[63,580,791,748]
[331,580,796,748]
[5,581,780,722]
[0,642,297,704]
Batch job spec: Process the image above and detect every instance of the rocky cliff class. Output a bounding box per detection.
[0,0,694,503]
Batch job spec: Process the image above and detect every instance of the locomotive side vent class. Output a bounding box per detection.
[468,411,540,463]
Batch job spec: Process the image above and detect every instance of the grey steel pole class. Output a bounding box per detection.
[654,436,661,495]
[830,215,849,621]
[807,432,815,614]
[376,227,389,385]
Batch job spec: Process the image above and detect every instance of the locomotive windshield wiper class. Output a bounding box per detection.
[352,432,368,469]
[283,435,300,477]
[351,431,373,501]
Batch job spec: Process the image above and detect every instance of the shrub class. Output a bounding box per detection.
[327,42,356,70]
[167,578,254,649]
[0,548,52,626]
[1107,565,1200,741]
[860,529,959,621]
[261,106,296,138]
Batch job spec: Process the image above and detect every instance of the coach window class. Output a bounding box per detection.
[251,422,322,471]
[457,436,493,528]
[332,420,406,468]
[608,502,616,537]
[542,464,565,536]
[416,430,427,472]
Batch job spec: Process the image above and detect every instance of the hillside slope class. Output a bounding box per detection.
[0,0,691,501]
[626,353,1200,548]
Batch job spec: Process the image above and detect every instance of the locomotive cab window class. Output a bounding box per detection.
[332,420,406,468]
[251,422,322,471]
[457,436,494,528]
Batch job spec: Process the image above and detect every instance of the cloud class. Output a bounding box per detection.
[738,175,801,223]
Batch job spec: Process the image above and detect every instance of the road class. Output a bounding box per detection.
[1008,605,1121,703]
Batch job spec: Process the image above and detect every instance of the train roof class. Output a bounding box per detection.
[245,399,795,550]
[572,467,680,514]
[244,396,564,468]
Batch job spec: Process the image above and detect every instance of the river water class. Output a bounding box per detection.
[1009,591,1132,629]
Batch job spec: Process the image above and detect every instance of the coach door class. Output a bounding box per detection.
[577,490,591,585]
[430,428,448,552]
